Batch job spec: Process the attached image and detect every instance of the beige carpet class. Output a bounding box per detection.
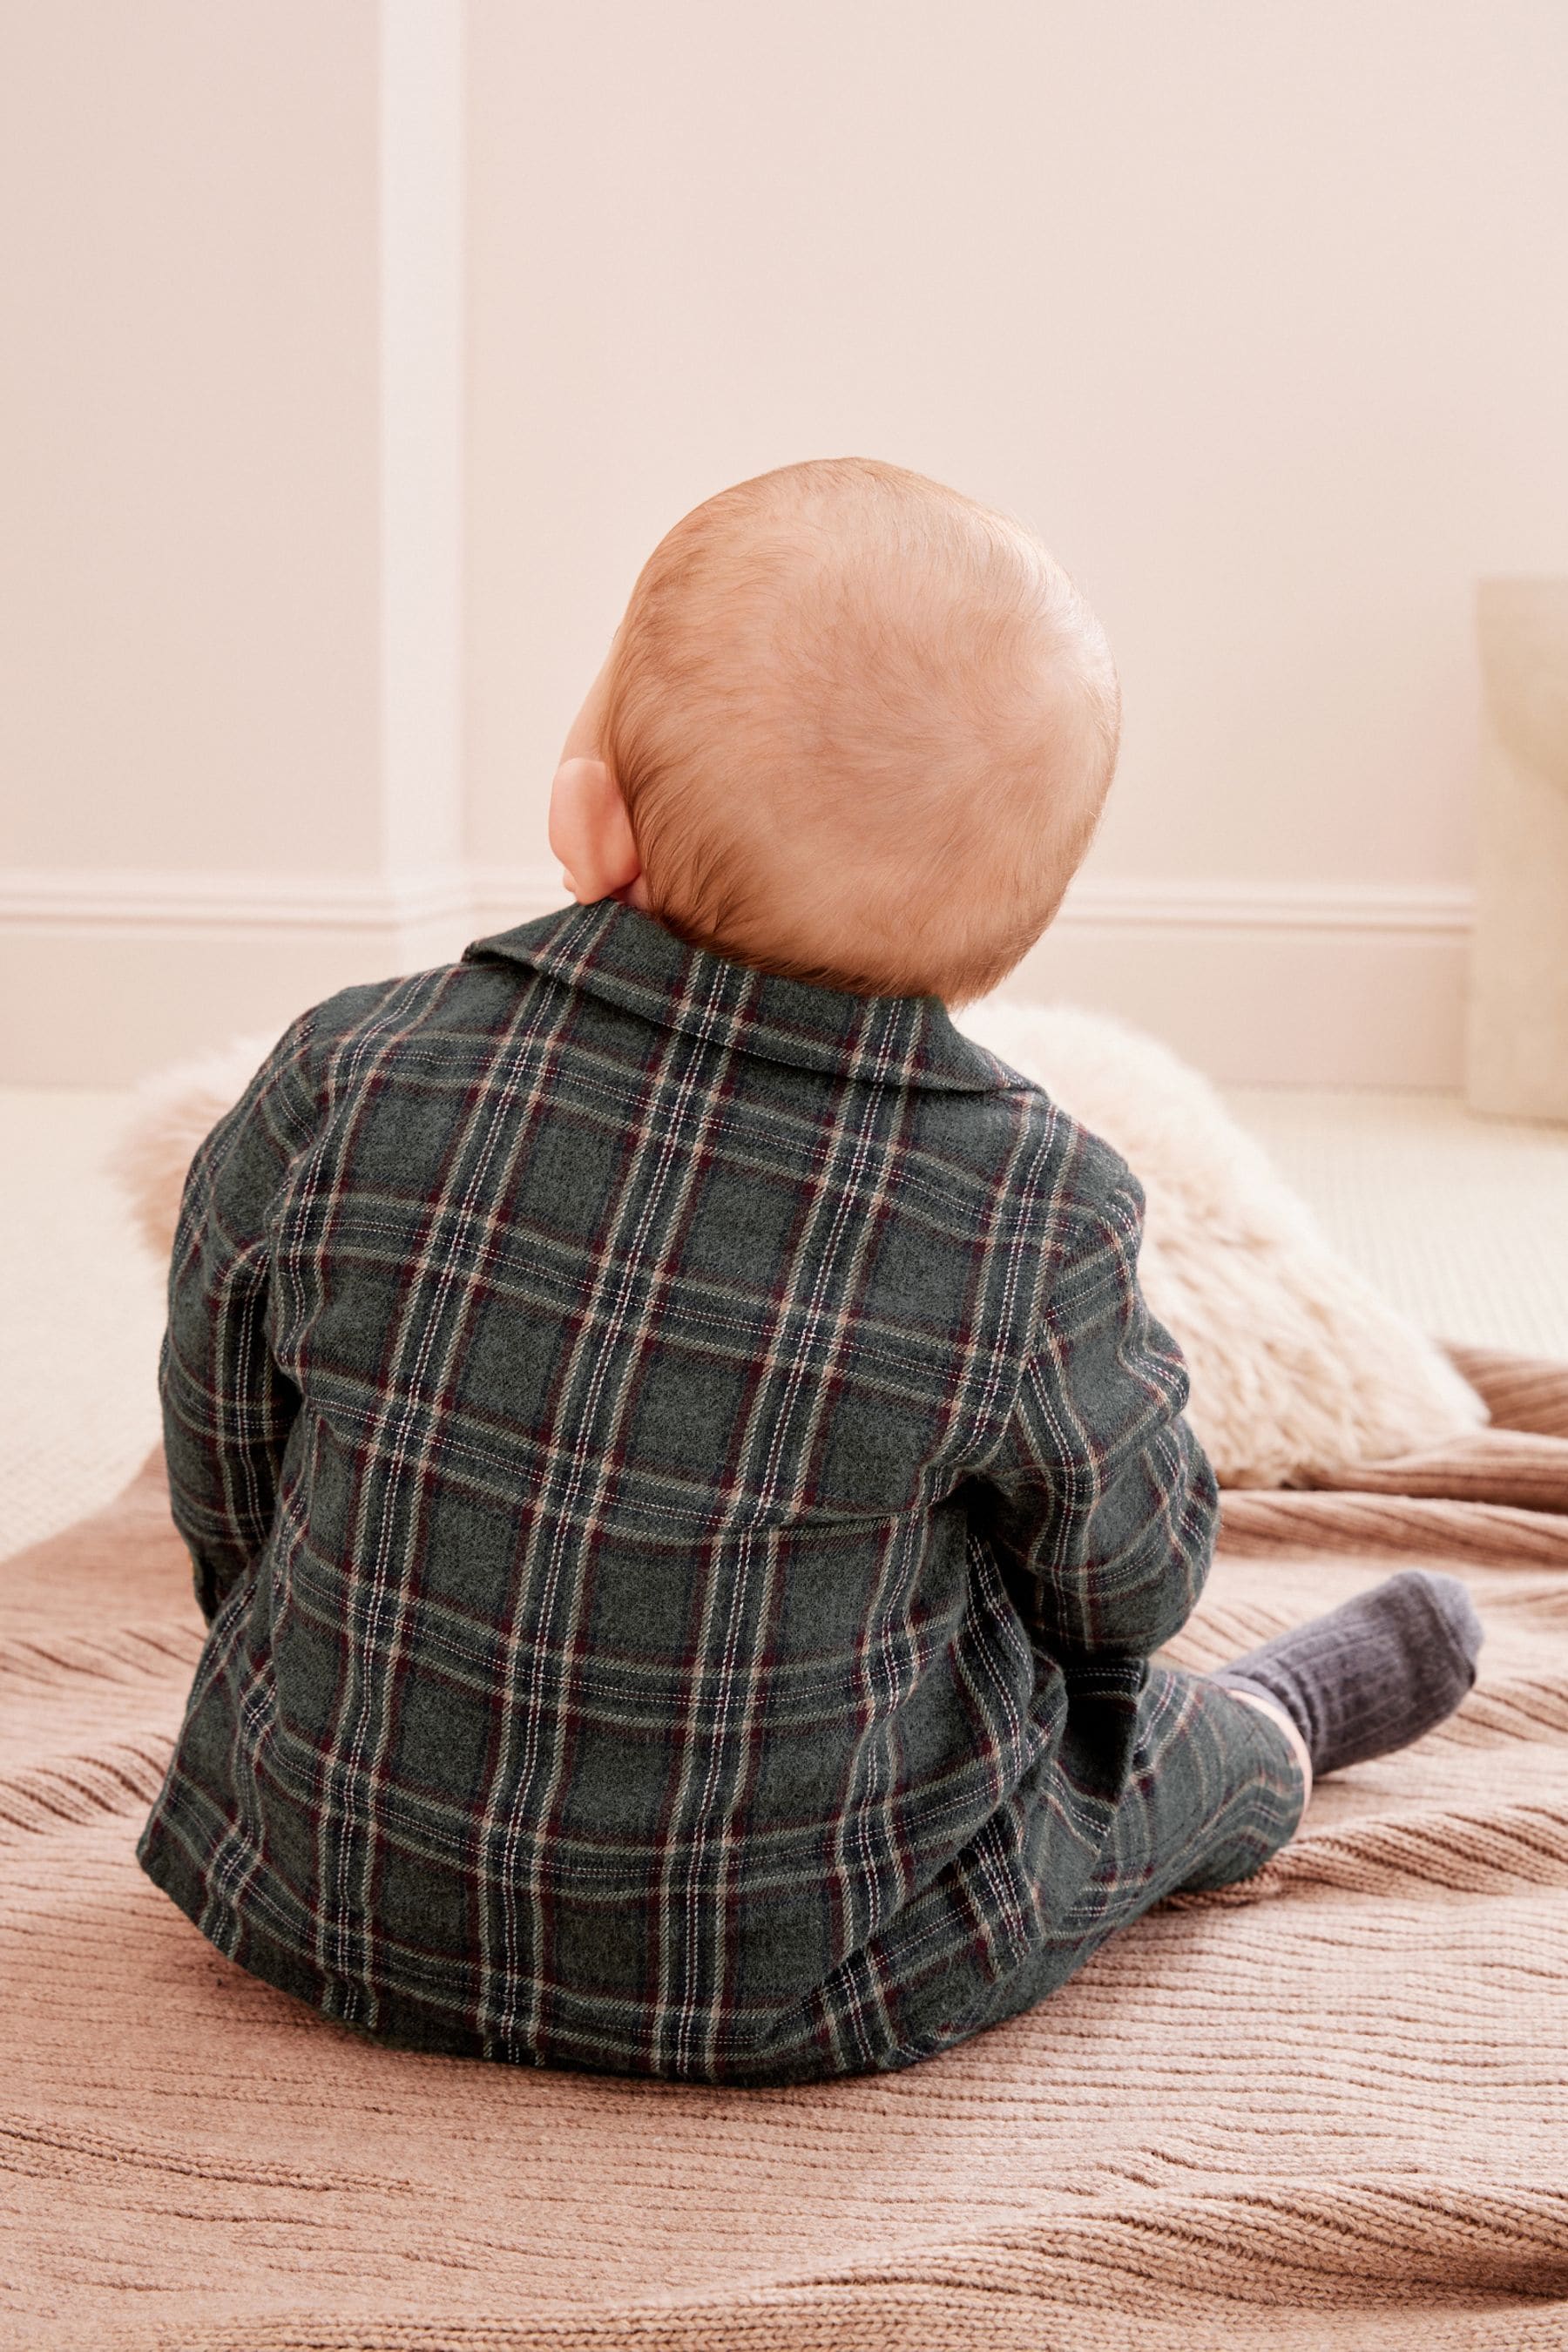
[3,1344,1566,2349]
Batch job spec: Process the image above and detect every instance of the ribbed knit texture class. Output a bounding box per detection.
[3,1337,1565,2350]
[1213,1568,1484,1775]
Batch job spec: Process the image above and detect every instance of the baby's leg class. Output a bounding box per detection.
[946,1666,1309,2051]
[956,1570,1484,2050]
[1068,1568,1483,1926]
[1064,1662,1312,1917]
[1225,1686,1314,1805]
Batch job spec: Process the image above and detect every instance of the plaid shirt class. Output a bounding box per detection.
[138,896,1219,2083]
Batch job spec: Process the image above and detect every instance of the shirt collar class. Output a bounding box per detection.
[461,897,1017,1095]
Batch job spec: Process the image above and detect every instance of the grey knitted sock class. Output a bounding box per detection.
[1212,1570,1483,1779]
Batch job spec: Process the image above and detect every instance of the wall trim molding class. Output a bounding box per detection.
[0,863,1476,1088]
[1051,877,1474,936]
[0,867,476,936]
[0,864,1477,941]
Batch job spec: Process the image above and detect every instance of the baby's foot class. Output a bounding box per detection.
[1212,1569,1483,1780]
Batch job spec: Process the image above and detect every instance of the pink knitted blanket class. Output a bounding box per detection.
[3,1342,1565,2349]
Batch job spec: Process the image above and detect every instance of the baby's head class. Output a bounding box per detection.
[549,458,1119,1006]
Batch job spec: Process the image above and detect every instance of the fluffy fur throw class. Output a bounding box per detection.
[113,1004,1486,1490]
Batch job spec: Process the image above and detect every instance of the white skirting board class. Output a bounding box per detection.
[0,867,1473,1089]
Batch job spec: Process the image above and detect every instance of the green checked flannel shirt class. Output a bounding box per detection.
[138,896,1237,2083]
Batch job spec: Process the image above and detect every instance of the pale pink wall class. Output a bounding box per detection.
[0,2,382,879]
[463,0,1568,887]
[3,3,1565,1086]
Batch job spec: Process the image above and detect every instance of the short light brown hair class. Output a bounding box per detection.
[602,458,1119,1004]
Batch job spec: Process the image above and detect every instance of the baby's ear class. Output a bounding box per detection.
[547,756,642,902]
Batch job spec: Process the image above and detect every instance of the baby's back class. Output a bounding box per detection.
[142,897,1119,2082]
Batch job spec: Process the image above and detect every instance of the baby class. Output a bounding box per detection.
[138,458,1481,2083]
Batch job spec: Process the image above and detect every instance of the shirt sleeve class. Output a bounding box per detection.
[972,1166,1219,1661]
[158,1012,320,1625]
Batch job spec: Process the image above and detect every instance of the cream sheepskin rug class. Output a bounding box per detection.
[113,1004,1486,1490]
[956,1000,1486,1483]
